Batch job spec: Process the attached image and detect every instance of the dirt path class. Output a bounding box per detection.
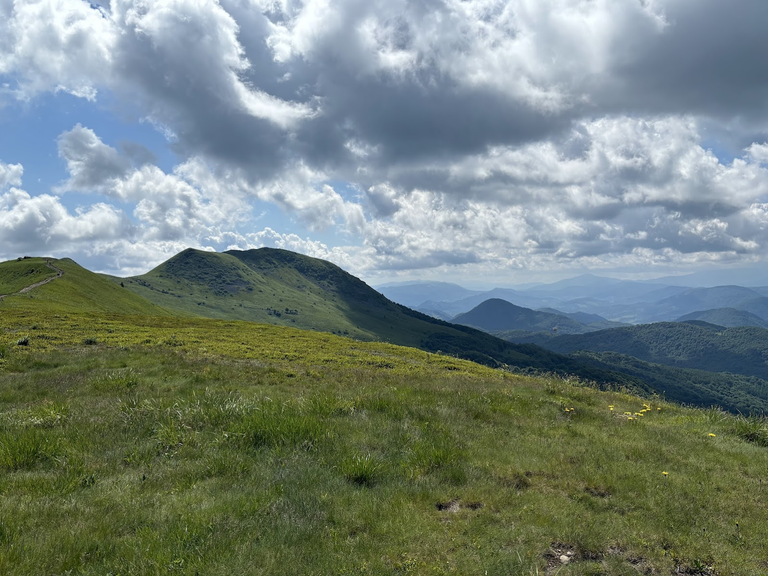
[0,260,64,301]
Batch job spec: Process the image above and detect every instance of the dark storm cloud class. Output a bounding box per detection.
[607,0,768,121]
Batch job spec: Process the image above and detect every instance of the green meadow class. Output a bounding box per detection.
[2,308,768,575]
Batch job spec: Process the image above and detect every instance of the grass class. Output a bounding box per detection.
[1,310,768,574]
[1,258,169,316]
[0,257,56,295]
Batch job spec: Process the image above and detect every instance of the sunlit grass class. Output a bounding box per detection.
[1,310,767,574]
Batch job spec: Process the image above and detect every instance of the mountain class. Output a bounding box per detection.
[0,257,168,316]
[535,308,626,329]
[525,273,622,292]
[111,248,638,384]
[452,299,588,334]
[375,281,481,308]
[524,321,768,381]
[647,267,768,287]
[677,308,768,329]
[419,288,560,319]
[0,257,58,295]
[649,285,768,321]
[5,252,768,414]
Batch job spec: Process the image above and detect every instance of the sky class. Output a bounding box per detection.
[1,0,768,286]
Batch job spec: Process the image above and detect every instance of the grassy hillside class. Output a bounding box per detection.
[0,258,169,316]
[115,247,436,341]
[571,351,768,415]
[0,257,57,295]
[1,309,768,575]
[453,299,588,334]
[112,248,639,387]
[499,324,768,414]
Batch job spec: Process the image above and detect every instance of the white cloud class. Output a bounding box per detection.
[57,124,131,192]
[4,0,768,280]
[244,227,365,272]
[0,0,115,100]
[249,162,366,234]
[0,161,23,190]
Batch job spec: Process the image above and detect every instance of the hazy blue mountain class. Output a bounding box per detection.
[649,286,768,321]
[420,288,563,319]
[392,274,768,326]
[524,273,622,292]
[677,308,768,329]
[452,299,589,334]
[375,281,481,308]
[524,277,672,304]
[646,268,768,287]
[536,308,627,329]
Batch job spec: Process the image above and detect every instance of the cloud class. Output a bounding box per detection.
[0,0,115,100]
[243,227,364,272]
[3,1,768,279]
[0,161,23,190]
[0,187,132,256]
[0,129,255,273]
[57,124,131,191]
[355,117,768,271]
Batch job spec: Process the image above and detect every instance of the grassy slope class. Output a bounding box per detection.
[1,258,170,316]
[1,309,768,575]
[501,323,768,413]
[112,248,403,340]
[112,248,640,387]
[0,257,56,294]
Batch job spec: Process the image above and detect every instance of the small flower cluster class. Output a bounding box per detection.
[614,402,660,421]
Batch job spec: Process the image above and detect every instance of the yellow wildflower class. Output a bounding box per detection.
[708,433,716,438]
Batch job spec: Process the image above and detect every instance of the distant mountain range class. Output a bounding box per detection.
[378,275,768,325]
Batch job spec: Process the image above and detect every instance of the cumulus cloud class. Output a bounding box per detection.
[244,227,365,272]
[0,0,114,100]
[0,187,132,256]
[0,127,256,273]
[0,161,23,190]
[3,0,768,279]
[357,117,768,271]
[57,124,131,191]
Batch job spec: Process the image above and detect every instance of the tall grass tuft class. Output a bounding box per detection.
[729,415,768,447]
[0,429,59,470]
[340,453,382,487]
[235,401,330,450]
